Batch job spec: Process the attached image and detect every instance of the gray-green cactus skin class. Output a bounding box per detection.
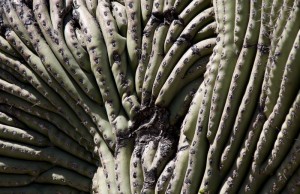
[0,0,299,193]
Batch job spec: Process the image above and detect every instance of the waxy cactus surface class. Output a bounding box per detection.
[0,0,299,193]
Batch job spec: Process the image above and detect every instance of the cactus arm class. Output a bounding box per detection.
[233,0,250,50]
[219,108,265,194]
[135,15,160,98]
[3,22,102,135]
[163,0,176,20]
[0,52,105,150]
[124,0,142,72]
[0,110,26,128]
[32,0,102,103]
[161,0,192,53]
[181,124,208,194]
[47,125,96,164]
[92,166,109,194]
[180,35,222,194]
[0,50,60,108]
[0,63,28,84]
[258,90,300,194]
[260,0,294,109]
[96,0,140,120]
[14,2,93,105]
[0,74,55,112]
[264,0,300,117]
[241,29,300,193]
[47,123,96,164]
[192,22,217,43]
[219,0,271,188]
[85,0,98,16]
[156,75,203,111]
[141,139,159,176]
[164,142,189,194]
[0,156,52,176]
[185,37,221,139]
[180,85,204,141]
[64,17,92,72]
[0,139,96,178]
[49,0,67,39]
[35,167,91,192]
[268,0,294,60]
[182,55,210,81]
[205,0,236,145]
[140,138,160,194]
[0,105,96,163]
[164,20,185,54]
[130,144,144,194]
[244,112,300,194]
[168,78,204,125]
[152,7,215,101]
[141,134,177,194]
[114,134,134,194]
[3,2,34,51]
[0,36,21,58]
[1,83,90,142]
[111,1,128,37]
[96,137,118,194]
[178,0,211,25]
[0,92,94,145]
[1,94,115,189]
[141,0,154,26]
[172,12,217,193]
[201,0,262,190]
[178,2,224,189]
[4,29,70,111]
[96,0,126,65]
[0,66,37,94]
[2,4,111,152]
[142,24,169,106]
[164,6,214,54]
[72,0,126,150]
[45,147,97,179]
[73,0,120,122]
[173,0,193,17]
[106,108,133,194]
[260,30,300,173]
[155,38,215,107]
[269,0,284,30]
[151,0,164,18]
[155,158,175,194]
[0,123,50,147]
[258,31,300,172]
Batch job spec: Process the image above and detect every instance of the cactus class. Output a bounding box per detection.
[0,0,299,193]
